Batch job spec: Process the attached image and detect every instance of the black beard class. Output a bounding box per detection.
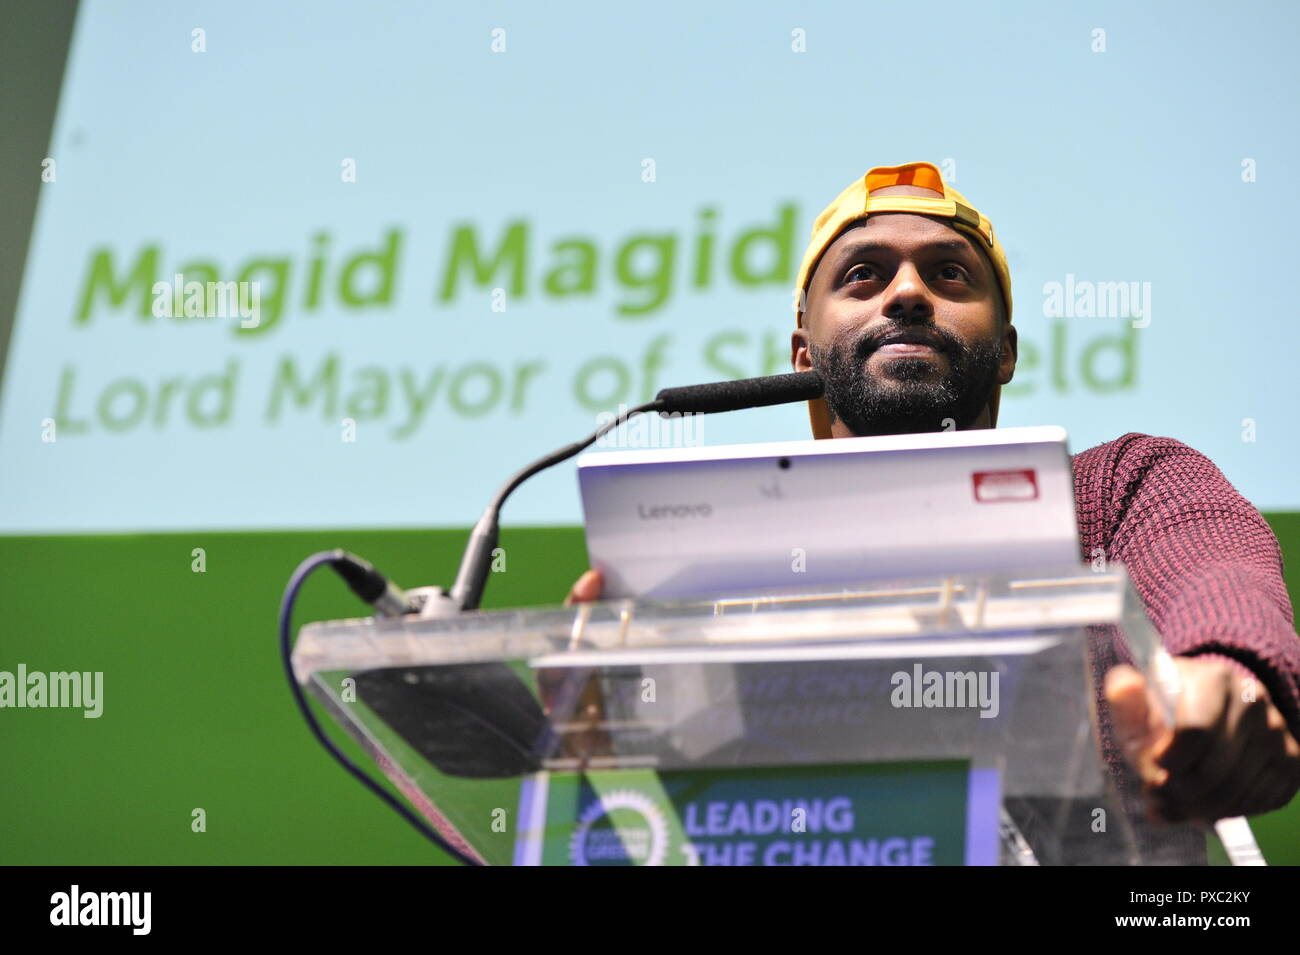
[809,324,1004,436]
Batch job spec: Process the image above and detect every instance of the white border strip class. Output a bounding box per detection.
[512,772,550,867]
[965,766,1002,866]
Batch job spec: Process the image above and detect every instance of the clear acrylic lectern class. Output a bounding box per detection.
[292,564,1219,865]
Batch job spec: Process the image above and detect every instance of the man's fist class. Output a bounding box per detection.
[1105,656,1300,824]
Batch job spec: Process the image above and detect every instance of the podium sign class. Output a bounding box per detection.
[515,760,996,866]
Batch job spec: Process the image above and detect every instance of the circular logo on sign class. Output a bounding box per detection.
[569,790,669,866]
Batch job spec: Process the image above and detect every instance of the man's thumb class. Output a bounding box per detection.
[1104,664,1170,785]
[565,569,603,606]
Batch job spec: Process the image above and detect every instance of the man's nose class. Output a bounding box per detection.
[881,263,933,322]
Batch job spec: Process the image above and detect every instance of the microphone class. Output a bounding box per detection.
[447,369,823,612]
[284,370,826,814]
[654,370,823,415]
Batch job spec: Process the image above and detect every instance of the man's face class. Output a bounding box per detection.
[792,198,1016,437]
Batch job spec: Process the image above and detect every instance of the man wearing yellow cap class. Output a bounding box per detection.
[791,162,1014,439]
[571,162,1300,859]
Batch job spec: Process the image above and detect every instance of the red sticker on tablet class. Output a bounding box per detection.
[972,469,1039,502]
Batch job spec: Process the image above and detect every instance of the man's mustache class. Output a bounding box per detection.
[852,323,960,360]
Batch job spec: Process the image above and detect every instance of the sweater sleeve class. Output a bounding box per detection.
[1083,433,1300,740]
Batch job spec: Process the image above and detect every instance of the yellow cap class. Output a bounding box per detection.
[794,162,1013,438]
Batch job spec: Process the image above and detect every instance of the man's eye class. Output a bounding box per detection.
[938,264,967,281]
[845,264,878,284]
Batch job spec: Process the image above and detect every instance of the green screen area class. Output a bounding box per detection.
[2,518,1299,865]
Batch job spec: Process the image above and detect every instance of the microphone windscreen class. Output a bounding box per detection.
[655,370,823,414]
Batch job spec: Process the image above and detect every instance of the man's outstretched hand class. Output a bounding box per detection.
[564,569,604,606]
[1105,656,1300,824]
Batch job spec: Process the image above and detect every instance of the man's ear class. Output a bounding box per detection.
[792,327,813,372]
[997,324,1018,386]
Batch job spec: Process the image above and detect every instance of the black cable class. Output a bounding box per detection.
[279,550,482,866]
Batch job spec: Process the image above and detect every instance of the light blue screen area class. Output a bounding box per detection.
[2,0,1297,532]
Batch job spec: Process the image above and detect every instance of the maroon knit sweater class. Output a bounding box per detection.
[1071,433,1300,858]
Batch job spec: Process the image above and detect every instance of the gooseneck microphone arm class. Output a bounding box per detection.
[448,396,666,611]
[448,369,824,612]
[281,368,823,862]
